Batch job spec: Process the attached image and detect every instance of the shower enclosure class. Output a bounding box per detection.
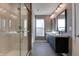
[0,3,31,56]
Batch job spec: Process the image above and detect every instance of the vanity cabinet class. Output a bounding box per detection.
[46,34,69,53]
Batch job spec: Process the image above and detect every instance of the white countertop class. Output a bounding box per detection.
[46,32,70,37]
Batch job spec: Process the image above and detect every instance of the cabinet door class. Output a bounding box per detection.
[56,37,68,53]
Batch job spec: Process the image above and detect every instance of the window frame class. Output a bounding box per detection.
[35,19,45,36]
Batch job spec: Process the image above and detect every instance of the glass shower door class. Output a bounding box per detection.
[20,3,29,56]
[0,3,21,56]
[0,3,30,56]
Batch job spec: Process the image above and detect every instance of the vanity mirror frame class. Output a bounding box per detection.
[57,9,67,33]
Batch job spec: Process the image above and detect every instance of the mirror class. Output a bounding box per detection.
[57,10,67,33]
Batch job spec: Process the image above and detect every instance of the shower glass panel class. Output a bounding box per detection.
[0,3,20,56]
[0,3,29,56]
[20,3,28,56]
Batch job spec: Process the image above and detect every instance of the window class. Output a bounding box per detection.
[36,19,44,36]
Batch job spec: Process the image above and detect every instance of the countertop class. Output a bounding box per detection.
[46,32,70,38]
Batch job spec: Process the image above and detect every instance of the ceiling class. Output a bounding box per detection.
[32,3,59,15]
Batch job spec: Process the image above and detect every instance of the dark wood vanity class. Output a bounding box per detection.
[46,32,72,55]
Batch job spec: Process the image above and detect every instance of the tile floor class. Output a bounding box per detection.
[31,40,56,56]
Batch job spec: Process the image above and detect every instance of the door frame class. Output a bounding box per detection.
[24,3,32,54]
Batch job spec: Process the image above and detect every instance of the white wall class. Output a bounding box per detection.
[32,12,36,47]
[71,3,79,56]
[66,4,72,36]
[71,3,76,56]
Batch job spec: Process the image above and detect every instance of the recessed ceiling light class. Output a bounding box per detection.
[23,6,26,9]
[57,7,60,10]
[59,4,63,8]
[55,10,58,13]
[50,14,55,19]
[55,7,60,13]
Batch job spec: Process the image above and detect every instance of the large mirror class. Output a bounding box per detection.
[57,10,67,33]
